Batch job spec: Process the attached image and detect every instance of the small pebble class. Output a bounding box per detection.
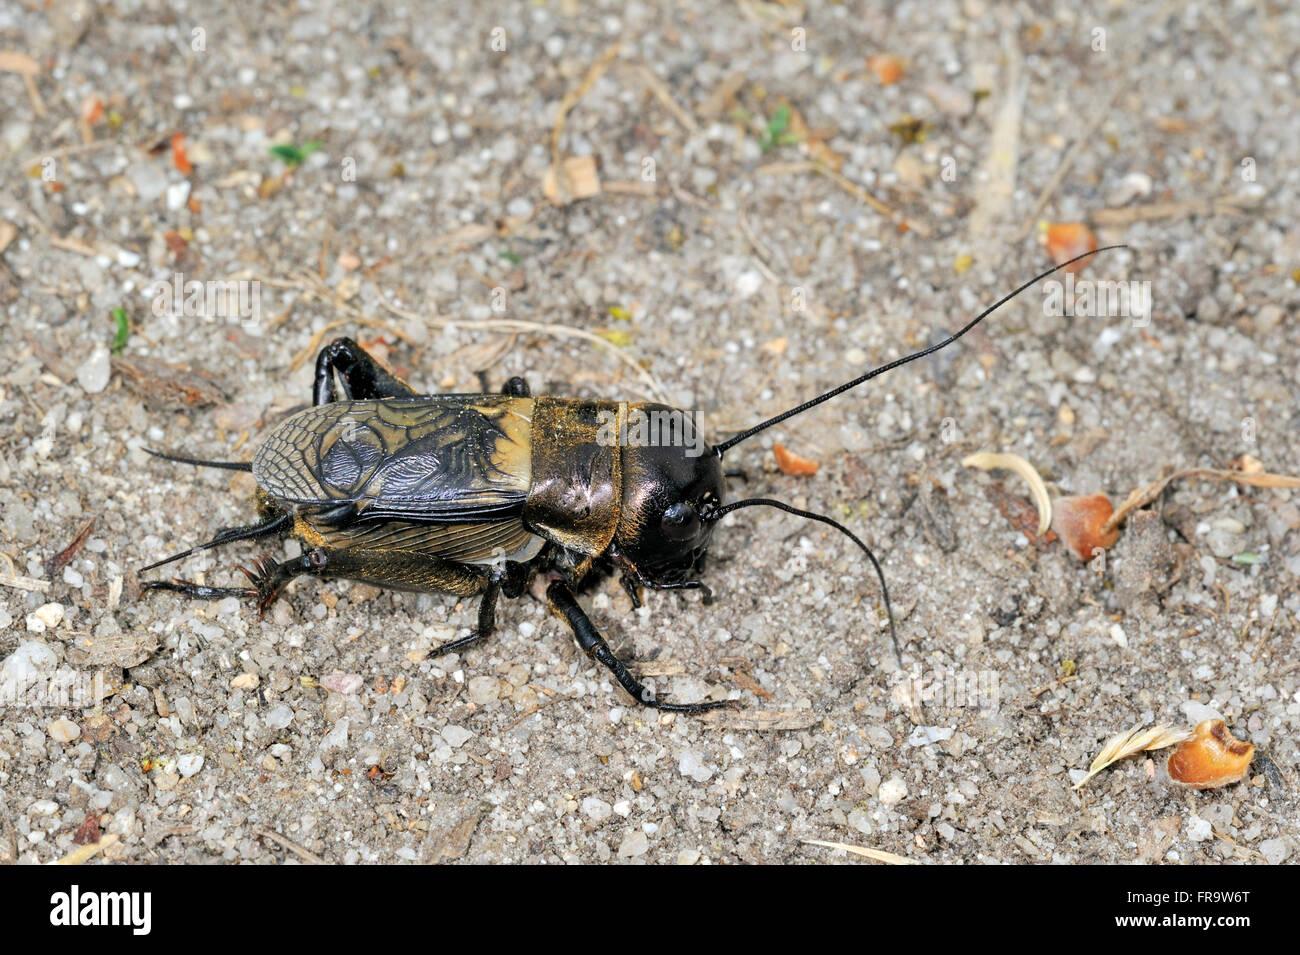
[442,725,473,748]
[177,753,204,777]
[678,750,714,783]
[735,270,763,299]
[617,830,649,858]
[321,718,349,751]
[76,347,112,394]
[1186,816,1213,842]
[47,719,80,743]
[26,603,65,633]
[878,777,908,806]
[320,673,363,695]
[1258,838,1291,865]
[467,676,499,704]
[264,705,294,730]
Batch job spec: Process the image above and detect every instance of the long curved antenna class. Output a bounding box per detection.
[715,245,1127,455]
[707,497,900,666]
[145,447,253,471]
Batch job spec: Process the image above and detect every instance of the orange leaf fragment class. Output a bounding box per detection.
[1051,493,1119,560]
[1045,222,1098,273]
[170,132,192,175]
[774,443,819,477]
[867,54,905,86]
[81,95,104,125]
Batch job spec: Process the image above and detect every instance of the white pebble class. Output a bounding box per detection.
[166,180,191,211]
[906,725,955,747]
[1186,816,1213,842]
[735,270,763,299]
[678,750,714,783]
[617,830,648,858]
[467,676,499,704]
[878,777,908,806]
[2,641,57,687]
[177,753,204,777]
[26,602,65,632]
[1259,838,1291,865]
[29,798,60,816]
[321,717,349,751]
[76,347,112,394]
[47,719,80,743]
[581,798,613,822]
[441,725,473,748]
[264,705,294,730]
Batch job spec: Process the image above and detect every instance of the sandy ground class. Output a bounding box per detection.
[1,1,1296,865]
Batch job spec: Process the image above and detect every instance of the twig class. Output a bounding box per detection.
[1103,466,1300,534]
[1019,82,1123,237]
[551,42,623,202]
[0,550,50,593]
[378,300,669,402]
[45,518,95,577]
[802,839,919,865]
[1091,193,1262,227]
[53,833,119,865]
[254,827,326,865]
[756,160,930,236]
[635,64,699,132]
[501,692,574,732]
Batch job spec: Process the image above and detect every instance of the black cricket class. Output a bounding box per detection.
[142,247,1119,712]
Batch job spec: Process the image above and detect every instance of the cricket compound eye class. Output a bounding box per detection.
[659,502,700,541]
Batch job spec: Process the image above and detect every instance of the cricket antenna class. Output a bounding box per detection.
[145,447,253,472]
[714,245,1127,455]
[704,497,901,667]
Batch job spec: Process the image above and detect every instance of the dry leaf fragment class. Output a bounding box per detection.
[961,452,1052,536]
[542,155,601,205]
[1074,723,1191,789]
[1167,719,1254,790]
[1052,493,1119,561]
[774,443,819,476]
[1044,222,1099,273]
[0,51,40,75]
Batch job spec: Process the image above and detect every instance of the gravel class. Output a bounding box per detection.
[1,1,1297,865]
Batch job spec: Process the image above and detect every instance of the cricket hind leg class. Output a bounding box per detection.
[428,560,530,657]
[544,580,736,713]
[147,546,490,619]
[314,337,419,405]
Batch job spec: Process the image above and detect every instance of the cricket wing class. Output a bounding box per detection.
[253,396,534,522]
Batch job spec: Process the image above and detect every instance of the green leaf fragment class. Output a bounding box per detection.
[270,140,324,166]
[110,307,129,354]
